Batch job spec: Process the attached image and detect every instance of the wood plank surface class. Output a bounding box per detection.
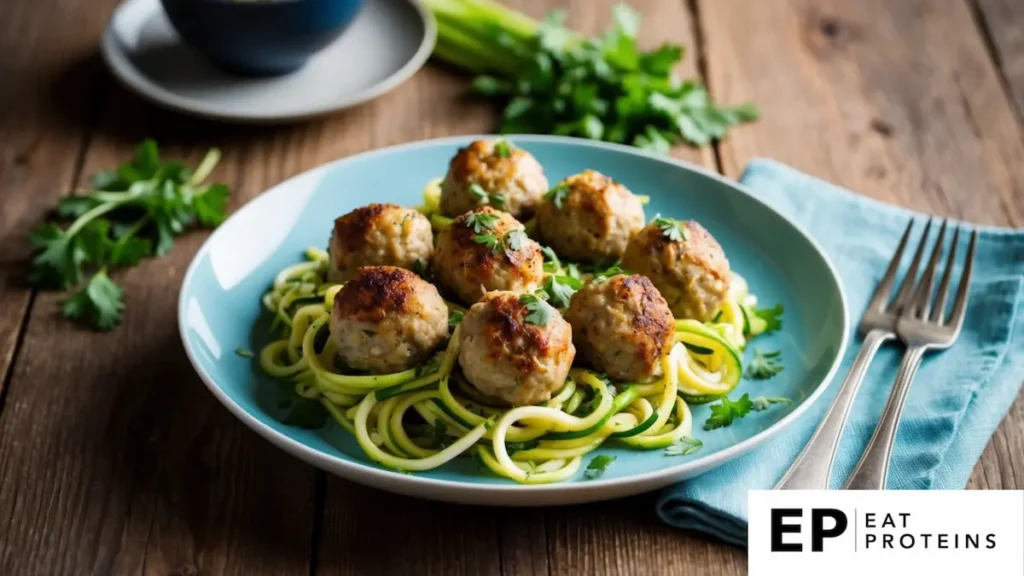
[699,0,1024,227]
[974,0,1024,120]
[0,52,318,576]
[0,0,1020,575]
[697,0,1024,495]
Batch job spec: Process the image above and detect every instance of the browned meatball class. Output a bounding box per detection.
[458,291,576,406]
[439,139,548,219]
[330,266,448,374]
[535,170,645,262]
[621,219,731,321]
[432,206,544,305]
[567,274,675,382]
[328,203,433,283]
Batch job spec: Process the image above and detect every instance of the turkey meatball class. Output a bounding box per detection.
[458,291,576,406]
[330,266,448,374]
[432,206,544,305]
[535,170,645,262]
[621,219,730,321]
[439,139,548,219]
[328,203,434,283]
[566,274,675,383]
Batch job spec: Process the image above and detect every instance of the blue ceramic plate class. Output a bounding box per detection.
[178,135,848,505]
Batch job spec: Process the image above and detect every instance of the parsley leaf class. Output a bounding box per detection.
[703,393,754,431]
[664,436,703,456]
[751,396,793,411]
[448,310,465,329]
[545,183,571,209]
[652,215,687,242]
[469,183,506,209]
[543,274,582,308]
[583,454,616,479]
[61,269,124,331]
[437,5,757,152]
[28,140,228,330]
[540,245,562,273]
[754,303,784,334]
[745,347,784,380]
[465,210,500,233]
[505,228,528,251]
[473,232,501,253]
[591,260,629,284]
[493,139,513,158]
[520,293,557,325]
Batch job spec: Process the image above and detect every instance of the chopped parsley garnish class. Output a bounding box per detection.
[474,228,529,257]
[520,293,557,326]
[464,210,500,233]
[545,183,571,209]
[664,436,703,456]
[493,139,513,158]
[541,245,562,273]
[583,454,616,479]
[754,303,784,334]
[751,396,793,412]
[235,347,254,359]
[543,274,583,308]
[469,183,506,209]
[505,228,528,251]
[703,393,754,431]
[591,260,629,284]
[448,310,464,329]
[505,440,540,454]
[745,347,784,380]
[652,215,687,242]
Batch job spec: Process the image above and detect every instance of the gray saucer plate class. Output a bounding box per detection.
[100,0,435,123]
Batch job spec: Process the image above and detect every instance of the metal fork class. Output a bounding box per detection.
[774,219,919,490]
[844,221,977,489]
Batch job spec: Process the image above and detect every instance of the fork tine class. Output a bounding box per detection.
[890,218,932,313]
[929,226,960,324]
[866,219,914,312]
[948,230,977,330]
[910,220,947,319]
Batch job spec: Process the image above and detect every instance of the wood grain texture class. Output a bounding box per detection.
[0,83,319,574]
[697,0,1024,495]
[0,0,110,412]
[698,0,1024,227]
[973,0,1024,120]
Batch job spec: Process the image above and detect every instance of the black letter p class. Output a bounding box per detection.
[811,508,848,552]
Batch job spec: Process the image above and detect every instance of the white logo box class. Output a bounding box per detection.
[748,490,1024,576]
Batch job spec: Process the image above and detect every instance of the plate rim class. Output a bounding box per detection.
[177,134,850,502]
[99,0,437,123]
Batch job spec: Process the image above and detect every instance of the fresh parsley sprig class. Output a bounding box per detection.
[745,347,784,380]
[751,396,793,411]
[545,183,571,209]
[703,393,754,431]
[473,228,529,257]
[469,183,506,209]
[754,303,784,334]
[520,293,557,325]
[583,454,616,479]
[493,138,513,158]
[652,215,687,242]
[28,140,229,331]
[664,436,703,456]
[434,2,759,152]
[543,274,583,308]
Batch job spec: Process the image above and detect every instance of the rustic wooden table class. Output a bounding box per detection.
[2,0,1022,574]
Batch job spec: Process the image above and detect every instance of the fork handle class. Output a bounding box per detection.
[774,329,893,490]
[843,345,928,490]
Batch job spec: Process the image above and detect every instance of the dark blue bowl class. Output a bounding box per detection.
[160,0,366,77]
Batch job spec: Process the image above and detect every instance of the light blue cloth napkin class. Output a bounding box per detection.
[656,159,1024,547]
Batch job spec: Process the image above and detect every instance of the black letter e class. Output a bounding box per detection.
[771,508,802,552]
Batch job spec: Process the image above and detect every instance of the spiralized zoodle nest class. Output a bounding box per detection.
[256,178,773,484]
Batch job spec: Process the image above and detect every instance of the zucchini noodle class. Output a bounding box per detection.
[252,185,776,484]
